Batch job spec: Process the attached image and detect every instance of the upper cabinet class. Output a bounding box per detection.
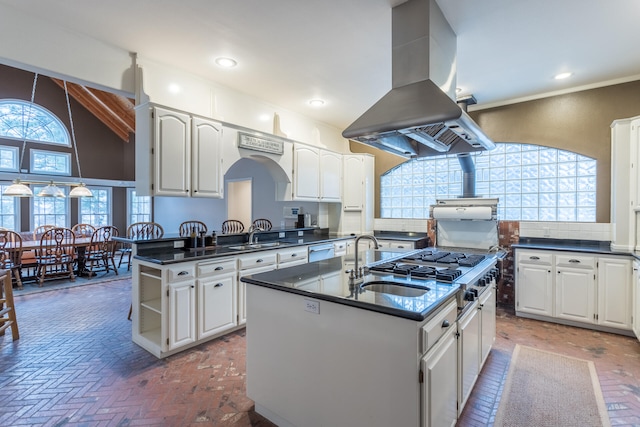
[135,103,223,198]
[293,144,342,202]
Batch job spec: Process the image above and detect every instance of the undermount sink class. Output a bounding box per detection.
[227,241,287,250]
[360,280,430,297]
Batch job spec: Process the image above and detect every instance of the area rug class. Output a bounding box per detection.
[494,344,610,427]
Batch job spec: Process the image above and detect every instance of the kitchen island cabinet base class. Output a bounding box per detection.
[515,311,636,338]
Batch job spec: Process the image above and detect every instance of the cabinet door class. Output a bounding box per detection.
[343,155,364,210]
[319,150,342,201]
[458,303,480,413]
[154,107,191,196]
[597,257,632,330]
[421,326,458,427]
[516,263,553,316]
[198,274,236,339]
[237,264,276,325]
[634,263,640,340]
[191,117,222,198]
[556,267,596,323]
[168,280,196,350]
[293,145,320,200]
[479,286,496,367]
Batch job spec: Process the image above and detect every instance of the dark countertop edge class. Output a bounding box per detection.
[134,235,354,265]
[241,276,457,322]
[373,230,429,241]
[512,238,636,257]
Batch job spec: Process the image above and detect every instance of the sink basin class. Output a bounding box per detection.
[227,241,288,250]
[360,280,430,297]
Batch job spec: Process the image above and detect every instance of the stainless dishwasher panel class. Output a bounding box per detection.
[308,243,335,262]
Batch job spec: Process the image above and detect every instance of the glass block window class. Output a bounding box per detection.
[32,185,69,228]
[0,182,19,229]
[0,99,70,146]
[380,143,596,221]
[0,145,19,172]
[30,149,71,176]
[79,187,111,226]
[127,189,151,225]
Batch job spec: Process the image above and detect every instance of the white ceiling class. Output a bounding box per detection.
[3,0,640,132]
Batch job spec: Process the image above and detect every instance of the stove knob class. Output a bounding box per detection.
[464,290,476,301]
[478,277,487,286]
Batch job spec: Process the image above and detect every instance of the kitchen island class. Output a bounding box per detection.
[241,253,462,427]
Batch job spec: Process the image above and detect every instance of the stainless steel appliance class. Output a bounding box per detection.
[308,242,335,262]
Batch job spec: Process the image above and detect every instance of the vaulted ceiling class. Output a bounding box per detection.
[50,78,135,142]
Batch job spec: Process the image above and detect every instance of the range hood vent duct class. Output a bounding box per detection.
[457,95,476,198]
[342,0,495,158]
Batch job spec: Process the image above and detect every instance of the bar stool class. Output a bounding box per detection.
[0,269,19,341]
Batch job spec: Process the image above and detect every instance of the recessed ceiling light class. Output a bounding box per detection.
[554,72,572,80]
[168,83,181,94]
[258,113,271,121]
[215,57,237,68]
[308,99,325,107]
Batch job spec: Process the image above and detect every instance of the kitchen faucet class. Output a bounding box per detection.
[351,234,379,279]
[248,225,264,244]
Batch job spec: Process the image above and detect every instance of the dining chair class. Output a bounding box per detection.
[118,222,164,271]
[33,224,55,241]
[71,223,96,238]
[221,220,244,234]
[0,269,19,341]
[36,227,76,286]
[179,220,208,237]
[85,226,120,277]
[0,230,24,289]
[251,218,272,231]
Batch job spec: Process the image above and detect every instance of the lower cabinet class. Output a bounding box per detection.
[168,279,196,350]
[457,301,480,413]
[377,239,416,250]
[198,274,236,339]
[634,261,640,340]
[516,249,634,334]
[422,325,458,427]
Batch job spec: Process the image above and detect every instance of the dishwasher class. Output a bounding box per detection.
[308,243,335,262]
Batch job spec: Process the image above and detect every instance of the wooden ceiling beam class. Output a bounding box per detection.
[50,78,135,142]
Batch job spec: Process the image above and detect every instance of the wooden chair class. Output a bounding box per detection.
[0,230,23,289]
[0,269,19,341]
[71,223,96,238]
[179,220,208,237]
[35,227,76,287]
[85,226,119,277]
[221,220,244,234]
[118,222,164,271]
[33,224,55,241]
[251,218,272,231]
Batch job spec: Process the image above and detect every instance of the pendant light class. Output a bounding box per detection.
[2,73,39,197]
[37,181,66,198]
[64,80,92,198]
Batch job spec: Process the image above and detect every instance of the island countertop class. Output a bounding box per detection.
[240,251,460,321]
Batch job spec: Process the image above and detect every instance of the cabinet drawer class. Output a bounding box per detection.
[238,251,277,270]
[197,258,237,277]
[278,247,308,265]
[517,251,552,265]
[421,299,457,354]
[167,264,196,283]
[556,254,595,269]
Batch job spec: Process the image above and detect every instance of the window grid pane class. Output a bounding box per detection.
[79,187,111,227]
[0,99,70,145]
[0,183,19,229]
[379,143,596,221]
[129,190,151,225]
[32,185,69,228]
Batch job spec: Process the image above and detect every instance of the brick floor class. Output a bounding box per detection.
[2,279,639,426]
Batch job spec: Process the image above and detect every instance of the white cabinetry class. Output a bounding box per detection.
[597,257,633,330]
[555,254,596,324]
[135,103,223,198]
[516,249,634,334]
[377,239,415,250]
[292,144,342,202]
[516,251,554,317]
[343,154,366,211]
[341,154,375,235]
[610,116,640,252]
[634,261,640,340]
[457,301,480,414]
[237,250,278,325]
[132,257,238,358]
[479,286,496,368]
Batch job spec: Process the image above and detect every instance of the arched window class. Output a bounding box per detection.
[380,143,596,222]
[0,99,70,146]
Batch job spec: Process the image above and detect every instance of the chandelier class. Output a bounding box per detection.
[3,73,93,198]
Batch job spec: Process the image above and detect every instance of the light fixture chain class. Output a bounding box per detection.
[64,80,83,179]
[18,73,39,173]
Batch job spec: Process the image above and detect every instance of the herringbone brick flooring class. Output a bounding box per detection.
[2,278,639,426]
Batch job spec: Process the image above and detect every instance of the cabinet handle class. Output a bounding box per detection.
[214,283,224,288]
[529,256,540,260]
[214,266,224,271]
[441,319,450,328]
[256,259,263,263]
[291,254,297,257]
[178,271,189,276]
[568,259,581,263]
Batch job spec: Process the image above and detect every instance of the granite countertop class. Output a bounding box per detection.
[373,230,430,242]
[240,251,459,321]
[512,238,634,257]
[133,234,354,265]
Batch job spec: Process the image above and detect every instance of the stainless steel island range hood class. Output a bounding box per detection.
[342,0,495,158]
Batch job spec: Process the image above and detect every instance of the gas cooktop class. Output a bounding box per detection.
[400,249,486,267]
